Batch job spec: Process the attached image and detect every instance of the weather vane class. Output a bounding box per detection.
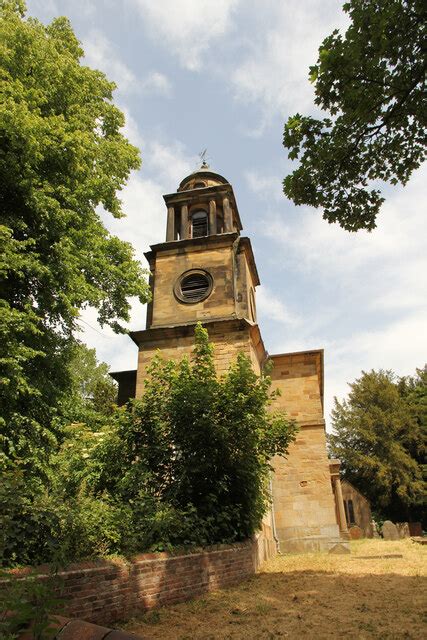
[198,148,209,168]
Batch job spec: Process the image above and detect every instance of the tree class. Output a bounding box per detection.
[0,1,150,473]
[397,365,427,523]
[329,368,426,523]
[60,342,118,423]
[283,0,426,231]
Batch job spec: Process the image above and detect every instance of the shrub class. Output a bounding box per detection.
[93,323,297,546]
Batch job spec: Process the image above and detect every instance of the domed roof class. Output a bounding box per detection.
[178,161,229,191]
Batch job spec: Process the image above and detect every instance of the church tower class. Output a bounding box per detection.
[145,163,258,331]
[123,164,267,399]
[112,164,349,555]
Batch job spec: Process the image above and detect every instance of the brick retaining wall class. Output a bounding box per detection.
[3,536,275,626]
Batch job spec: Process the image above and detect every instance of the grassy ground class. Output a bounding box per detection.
[124,539,426,640]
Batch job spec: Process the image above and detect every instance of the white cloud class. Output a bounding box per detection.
[108,174,166,260]
[103,113,196,264]
[255,164,426,289]
[82,31,172,97]
[119,106,144,149]
[79,113,198,369]
[105,138,195,260]
[131,0,240,71]
[76,304,141,374]
[83,30,139,93]
[230,0,348,124]
[244,170,283,202]
[28,0,95,19]
[141,71,172,96]
[148,140,196,186]
[256,285,300,326]
[325,313,427,427]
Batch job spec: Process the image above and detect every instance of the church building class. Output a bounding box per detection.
[112,164,350,554]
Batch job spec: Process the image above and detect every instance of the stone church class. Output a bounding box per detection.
[112,164,350,554]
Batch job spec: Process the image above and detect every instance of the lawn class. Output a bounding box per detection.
[124,539,426,640]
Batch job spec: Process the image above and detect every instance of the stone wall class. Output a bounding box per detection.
[269,351,324,423]
[4,539,274,626]
[134,320,255,395]
[271,425,342,552]
[269,351,345,553]
[342,480,373,538]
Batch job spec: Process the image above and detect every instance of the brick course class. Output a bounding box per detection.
[3,539,273,626]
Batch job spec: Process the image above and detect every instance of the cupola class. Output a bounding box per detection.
[163,162,242,242]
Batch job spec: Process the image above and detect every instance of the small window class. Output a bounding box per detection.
[174,269,213,304]
[192,211,208,238]
[344,499,356,526]
[347,499,355,525]
[193,181,206,188]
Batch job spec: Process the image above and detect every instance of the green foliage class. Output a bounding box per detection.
[92,323,298,548]
[283,0,426,231]
[329,367,426,522]
[0,462,135,566]
[0,341,119,566]
[0,1,149,474]
[0,564,64,640]
[1,325,297,566]
[59,341,118,424]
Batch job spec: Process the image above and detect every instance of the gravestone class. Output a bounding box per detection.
[382,520,399,540]
[396,522,410,538]
[349,525,363,540]
[329,542,351,554]
[408,522,423,537]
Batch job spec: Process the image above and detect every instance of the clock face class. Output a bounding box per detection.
[174,269,213,304]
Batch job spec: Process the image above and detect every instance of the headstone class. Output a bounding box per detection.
[349,525,363,540]
[396,522,410,538]
[329,542,351,554]
[381,520,399,540]
[371,520,380,538]
[408,521,423,537]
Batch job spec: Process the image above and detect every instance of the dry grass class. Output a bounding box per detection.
[125,539,427,640]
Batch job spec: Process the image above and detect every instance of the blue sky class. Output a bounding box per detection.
[27,0,427,427]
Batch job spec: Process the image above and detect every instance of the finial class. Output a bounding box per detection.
[198,148,209,169]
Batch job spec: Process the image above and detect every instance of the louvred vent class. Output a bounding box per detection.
[180,273,210,301]
[192,215,208,238]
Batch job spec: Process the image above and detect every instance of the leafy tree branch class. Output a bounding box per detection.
[283,0,426,231]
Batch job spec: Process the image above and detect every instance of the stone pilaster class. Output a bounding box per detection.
[166,206,175,241]
[180,204,189,239]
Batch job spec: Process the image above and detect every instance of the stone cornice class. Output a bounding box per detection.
[144,231,240,262]
[130,317,259,347]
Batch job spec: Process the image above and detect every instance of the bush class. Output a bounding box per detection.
[92,323,297,547]
[1,324,297,566]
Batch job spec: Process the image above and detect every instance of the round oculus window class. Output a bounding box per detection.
[174,269,213,304]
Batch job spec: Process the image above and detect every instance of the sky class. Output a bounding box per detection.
[27,0,427,428]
